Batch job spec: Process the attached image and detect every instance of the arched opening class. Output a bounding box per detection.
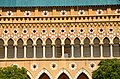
[113,37,120,57]
[93,38,100,57]
[103,37,110,57]
[58,73,69,79]
[36,38,43,58]
[46,38,52,58]
[74,38,81,57]
[27,75,31,79]
[8,39,14,58]
[17,39,24,58]
[39,73,50,79]
[83,38,91,57]
[77,73,89,79]
[64,38,71,58]
[55,38,62,58]
[27,38,33,58]
[0,39,5,58]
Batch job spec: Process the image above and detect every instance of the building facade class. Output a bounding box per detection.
[0,0,120,79]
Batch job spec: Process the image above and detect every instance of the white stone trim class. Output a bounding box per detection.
[36,68,53,79]
[27,71,34,79]
[74,68,92,79]
[55,68,72,79]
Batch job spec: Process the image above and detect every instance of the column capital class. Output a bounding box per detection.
[42,44,46,46]
[51,43,55,46]
[61,43,65,46]
[70,43,74,45]
[32,44,37,46]
[4,44,8,46]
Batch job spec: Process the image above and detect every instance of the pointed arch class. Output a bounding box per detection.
[7,39,14,58]
[83,38,91,57]
[27,71,34,79]
[0,39,5,58]
[55,68,72,79]
[93,37,100,57]
[46,38,52,58]
[113,37,120,57]
[55,38,62,58]
[74,68,92,79]
[17,38,24,58]
[103,37,110,57]
[36,38,43,58]
[74,38,81,57]
[27,38,33,58]
[36,68,53,79]
[64,38,71,58]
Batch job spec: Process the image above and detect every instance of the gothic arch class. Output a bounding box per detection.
[36,68,53,79]
[74,68,92,79]
[55,68,72,79]
[27,71,34,79]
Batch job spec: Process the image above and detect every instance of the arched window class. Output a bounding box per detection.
[17,39,24,58]
[8,39,14,58]
[64,38,71,58]
[93,38,100,57]
[113,37,120,57]
[77,73,89,79]
[46,38,52,58]
[36,38,43,58]
[55,38,62,58]
[58,73,69,79]
[39,73,50,79]
[74,38,81,57]
[27,39,33,58]
[103,37,110,57]
[0,39,5,58]
[83,38,91,57]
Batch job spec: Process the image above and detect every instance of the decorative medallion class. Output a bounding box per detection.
[22,29,28,34]
[32,29,37,34]
[99,28,104,33]
[78,10,85,15]
[89,62,97,70]
[108,28,114,33]
[96,9,103,14]
[79,28,84,34]
[115,9,120,14]
[60,10,67,16]
[50,63,58,70]
[69,63,77,71]
[24,11,31,16]
[41,29,47,34]
[88,28,94,33]
[3,29,9,34]
[42,11,49,16]
[31,63,38,71]
[6,11,13,16]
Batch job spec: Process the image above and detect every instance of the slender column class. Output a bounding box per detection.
[100,44,103,58]
[42,44,46,58]
[81,44,84,58]
[62,45,64,58]
[14,45,17,58]
[52,44,55,58]
[91,44,93,57]
[110,44,113,58]
[71,44,74,58]
[33,45,36,58]
[24,45,27,58]
[4,45,7,58]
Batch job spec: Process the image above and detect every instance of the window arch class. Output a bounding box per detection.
[8,39,14,58]
[58,73,69,79]
[17,39,24,58]
[36,38,43,58]
[113,37,120,57]
[74,38,81,57]
[77,73,89,79]
[27,38,33,58]
[93,38,100,57]
[0,39,5,58]
[46,38,52,58]
[64,38,71,58]
[83,38,91,57]
[39,73,50,79]
[55,38,62,58]
[103,37,110,57]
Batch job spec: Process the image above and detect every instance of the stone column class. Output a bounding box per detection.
[110,44,113,58]
[14,45,17,58]
[52,44,55,58]
[4,44,7,59]
[81,44,84,58]
[100,44,103,58]
[42,44,46,58]
[33,44,36,58]
[24,45,27,58]
[71,44,74,58]
[61,44,65,58]
[91,44,93,57]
